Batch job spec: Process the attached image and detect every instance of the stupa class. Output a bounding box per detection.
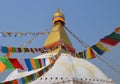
[30,9,114,84]
[1,8,115,84]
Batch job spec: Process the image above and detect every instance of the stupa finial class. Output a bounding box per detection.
[53,8,64,17]
[52,8,65,24]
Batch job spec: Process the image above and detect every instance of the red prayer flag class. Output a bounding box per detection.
[9,59,24,70]
[38,59,42,68]
[13,80,19,84]
[4,81,10,84]
[90,48,96,58]
[26,48,31,53]
[100,37,119,46]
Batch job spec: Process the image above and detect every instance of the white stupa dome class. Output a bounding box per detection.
[30,53,113,84]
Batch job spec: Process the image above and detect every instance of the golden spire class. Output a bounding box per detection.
[43,9,74,53]
[53,8,64,18]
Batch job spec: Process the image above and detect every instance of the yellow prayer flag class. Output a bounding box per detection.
[25,77,29,84]
[86,48,92,59]
[96,42,110,52]
[86,48,96,59]
[0,62,6,73]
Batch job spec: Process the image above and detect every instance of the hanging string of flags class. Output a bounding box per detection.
[0,53,60,73]
[0,32,50,37]
[0,45,59,54]
[0,64,53,84]
[0,26,119,83]
[0,46,43,54]
[77,27,120,59]
[0,53,61,84]
[77,48,96,59]
[0,30,61,37]
[0,27,119,58]
[91,27,120,55]
[0,57,45,72]
[0,41,75,55]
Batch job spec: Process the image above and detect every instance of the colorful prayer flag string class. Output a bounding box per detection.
[0,30,60,37]
[0,32,50,37]
[77,27,120,59]
[0,53,61,84]
[0,53,60,73]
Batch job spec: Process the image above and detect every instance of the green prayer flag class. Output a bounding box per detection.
[106,32,120,41]
[34,73,38,79]
[27,75,32,82]
[10,81,13,84]
[34,59,40,68]
[24,48,28,52]
[0,57,14,69]
[12,47,17,53]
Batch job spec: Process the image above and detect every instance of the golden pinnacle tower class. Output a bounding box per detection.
[43,8,74,53]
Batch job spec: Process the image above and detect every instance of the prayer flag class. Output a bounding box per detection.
[31,74,35,81]
[24,59,33,71]
[13,80,18,84]
[78,52,85,59]
[17,48,22,53]
[30,59,37,70]
[100,37,119,46]
[0,57,14,70]
[27,75,32,82]
[9,59,24,70]
[38,59,42,68]
[99,42,113,50]
[7,46,12,52]
[91,45,105,55]
[106,32,120,41]
[24,48,28,52]
[25,76,29,84]
[1,46,8,53]
[21,78,26,84]
[86,48,96,59]
[21,47,25,53]
[0,62,6,73]
[30,48,35,53]
[35,48,39,52]
[17,32,22,37]
[34,59,40,68]
[12,47,17,53]
[26,48,30,53]
[96,42,110,52]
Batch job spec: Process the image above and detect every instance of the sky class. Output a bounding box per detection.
[0,0,120,83]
